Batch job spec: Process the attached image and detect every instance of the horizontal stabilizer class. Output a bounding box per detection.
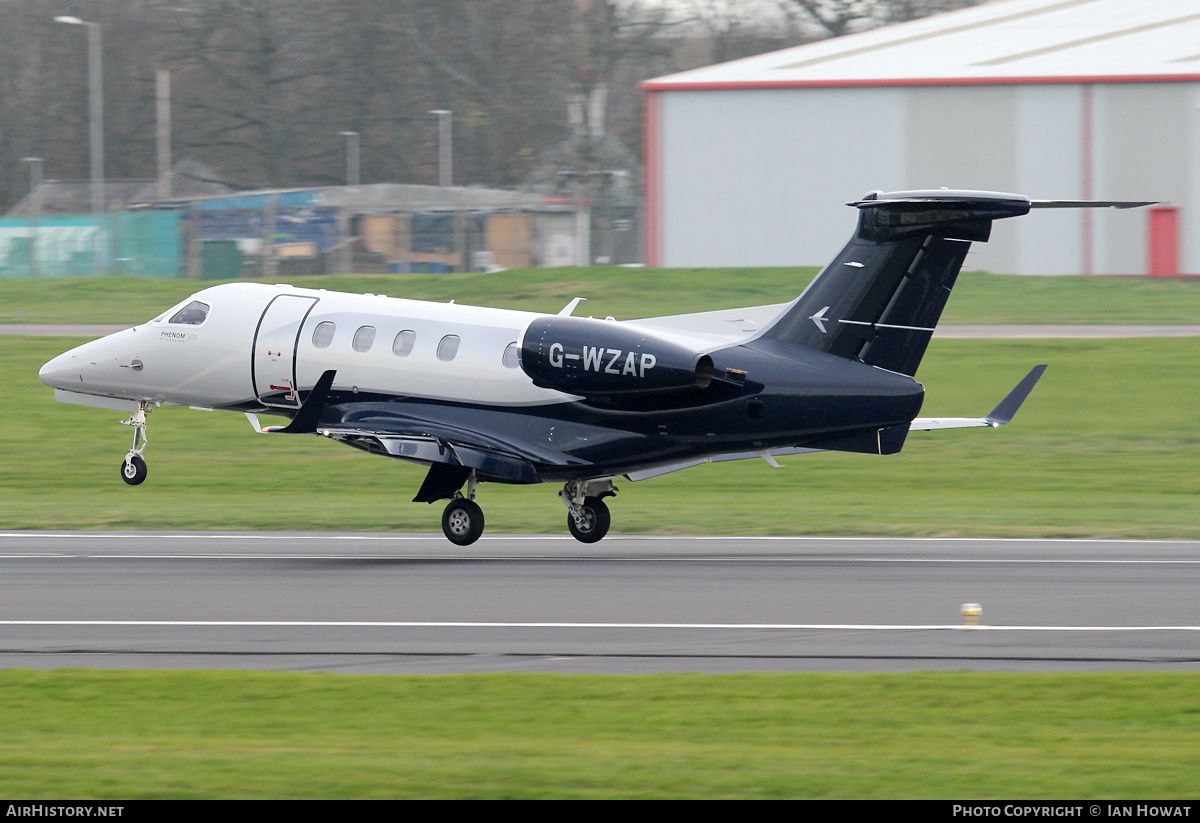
[1030,200,1156,209]
[910,365,1046,431]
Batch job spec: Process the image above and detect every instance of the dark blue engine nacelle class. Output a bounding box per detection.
[520,316,713,397]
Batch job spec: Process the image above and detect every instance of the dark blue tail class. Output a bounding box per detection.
[763,190,1032,377]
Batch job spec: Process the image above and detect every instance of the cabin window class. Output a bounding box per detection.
[168,301,210,326]
[502,342,520,369]
[312,321,335,348]
[436,334,461,362]
[353,325,376,353]
[392,330,416,357]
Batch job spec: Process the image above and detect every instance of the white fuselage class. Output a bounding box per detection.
[39,282,577,411]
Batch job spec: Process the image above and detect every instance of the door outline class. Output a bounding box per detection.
[251,294,319,408]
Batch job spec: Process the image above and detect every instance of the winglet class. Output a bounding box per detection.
[984,364,1047,426]
[558,297,587,316]
[266,370,337,434]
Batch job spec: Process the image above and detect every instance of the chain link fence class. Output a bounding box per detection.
[1,185,640,280]
[0,212,182,278]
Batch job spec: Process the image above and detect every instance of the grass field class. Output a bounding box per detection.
[1,670,1198,799]
[3,267,1200,325]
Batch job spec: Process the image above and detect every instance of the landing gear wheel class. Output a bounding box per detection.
[442,498,485,546]
[118,401,152,486]
[568,496,610,544]
[120,455,148,486]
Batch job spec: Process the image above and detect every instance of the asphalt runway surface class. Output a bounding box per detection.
[1,532,1198,674]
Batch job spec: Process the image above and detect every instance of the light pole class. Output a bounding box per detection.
[338,130,360,187]
[55,16,104,218]
[56,15,105,273]
[22,157,43,277]
[157,69,171,200]
[430,110,452,187]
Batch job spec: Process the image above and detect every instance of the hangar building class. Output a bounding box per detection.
[641,0,1200,275]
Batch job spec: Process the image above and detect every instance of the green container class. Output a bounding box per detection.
[200,240,241,281]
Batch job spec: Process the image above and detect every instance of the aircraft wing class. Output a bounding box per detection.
[909,365,1047,431]
[315,427,549,502]
[250,369,585,501]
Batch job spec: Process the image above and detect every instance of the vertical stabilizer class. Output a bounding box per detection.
[763,190,1032,376]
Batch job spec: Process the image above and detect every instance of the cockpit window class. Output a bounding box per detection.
[168,301,211,326]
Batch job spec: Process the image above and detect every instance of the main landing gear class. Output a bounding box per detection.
[118,401,153,486]
[560,479,616,544]
[441,473,484,546]
[438,475,618,546]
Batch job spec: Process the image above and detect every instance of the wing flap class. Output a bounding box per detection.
[319,429,541,485]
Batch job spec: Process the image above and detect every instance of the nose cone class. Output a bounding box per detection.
[39,329,142,395]
[39,347,85,390]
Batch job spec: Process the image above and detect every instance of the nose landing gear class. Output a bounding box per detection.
[118,401,153,486]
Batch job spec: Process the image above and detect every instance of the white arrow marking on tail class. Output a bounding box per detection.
[810,306,830,333]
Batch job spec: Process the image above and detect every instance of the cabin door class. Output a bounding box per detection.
[252,294,319,409]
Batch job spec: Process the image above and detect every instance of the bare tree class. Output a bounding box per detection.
[788,0,990,37]
[0,0,866,212]
[162,0,339,188]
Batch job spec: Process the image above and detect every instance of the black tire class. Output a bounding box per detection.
[442,498,485,546]
[120,456,148,486]
[567,496,610,543]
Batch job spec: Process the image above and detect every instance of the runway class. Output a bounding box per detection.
[1,532,1198,674]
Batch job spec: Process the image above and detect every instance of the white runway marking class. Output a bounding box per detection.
[3,532,1200,546]
[4,620,1200,632]
[2,530,1199,563]
[2,551,1200,563]
[3,553,1200,565]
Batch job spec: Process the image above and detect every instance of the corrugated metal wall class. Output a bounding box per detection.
[652,81,1197,275]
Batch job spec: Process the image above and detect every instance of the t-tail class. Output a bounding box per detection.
[762,189,1149,376]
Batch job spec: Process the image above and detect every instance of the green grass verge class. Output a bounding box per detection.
[1,670,1198,798]
[4,335,1199,537]
[3,268,1200,325]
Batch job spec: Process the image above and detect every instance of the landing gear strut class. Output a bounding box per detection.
[560,479,616,543]
[441,472,484,545]
[118,401,153,486]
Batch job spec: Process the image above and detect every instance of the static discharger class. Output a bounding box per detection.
[961,603,982,629]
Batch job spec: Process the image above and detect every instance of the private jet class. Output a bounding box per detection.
[41,189,1144,544]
